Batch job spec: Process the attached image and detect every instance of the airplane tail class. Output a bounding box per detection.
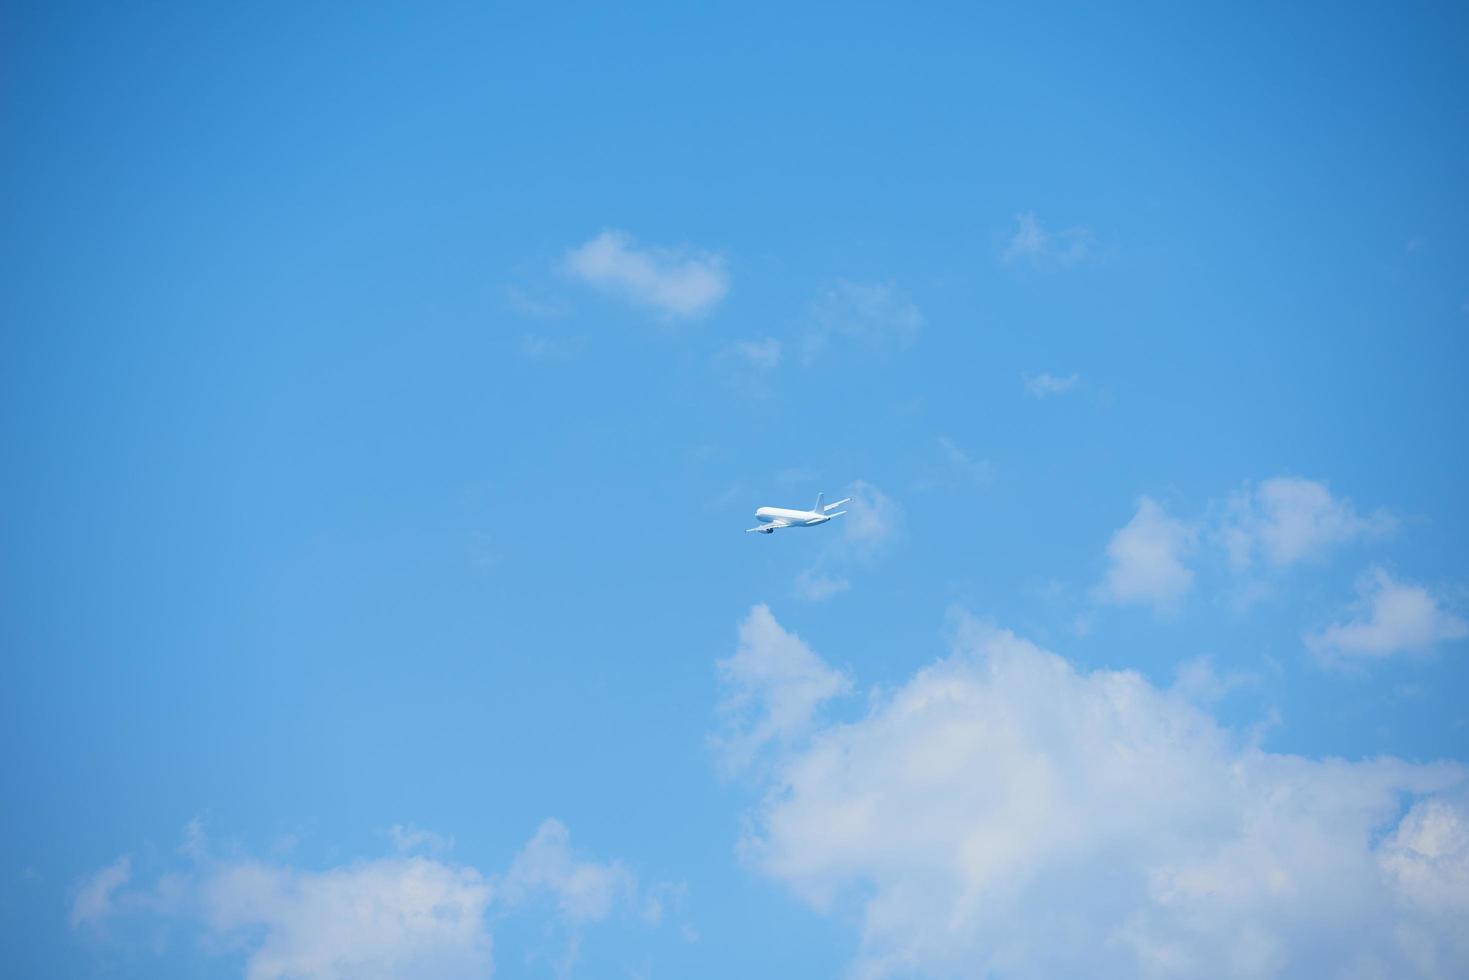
[823,495,852,513]
[813,492,824,513]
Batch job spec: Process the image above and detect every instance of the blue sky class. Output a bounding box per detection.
[3,2,1468,977]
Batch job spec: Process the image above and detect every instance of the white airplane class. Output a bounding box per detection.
[746,492,851,534]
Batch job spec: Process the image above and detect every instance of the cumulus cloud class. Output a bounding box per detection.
[1219,477,1394,570]
[1096,497,1197,611]
[1002,213,1094,268]
[1378,793,1469,921]
[730,606,1469,979]
[803,280,923,361]
[564,230,728,318]
[712,604,852,774]
[73,820,656,979]
[1023,371,1080,398]
[1306,567,1468,664]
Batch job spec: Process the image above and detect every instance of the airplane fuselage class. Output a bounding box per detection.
[747,493,850,534]
[754,507,831,528]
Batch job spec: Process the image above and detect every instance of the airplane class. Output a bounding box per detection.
[746,492,851,534]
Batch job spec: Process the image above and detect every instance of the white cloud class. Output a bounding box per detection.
[202,857,493,980]
[1097,497,1197,611]
[1002,213,1094,268]
[793,569,851,602]
[731,607,1469,979]
[1306,567,1468,664]
[1219,477,1393,570]
[1170,654,1257,705]
[1378,794,1469,919]
[712,604,852,774]
[718,338,782,397]
[1023,371,1080,398]
[70,855,131,929]
[181,817,208,859]
[839,479,903,558]
[390,824,455,855]
[500,819,636,924]
[803,280,923,360]
[503,284,567,319]
[564,230,728,319]
[724,338,781,371]
[917,437,992,491]
[788,480,902,602]
[519,334,581,360]
[73,820,657,979]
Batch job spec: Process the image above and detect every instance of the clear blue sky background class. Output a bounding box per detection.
[3,3,1467,977]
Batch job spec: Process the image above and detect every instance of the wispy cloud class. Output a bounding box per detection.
[1022,371,1080,398]
[717,338,782,397]
[519,333,581,360]
[1002,212,1094,268]
[838,479,903,559]
[499,818,638,924]
[70,856,131,929]
[725,607,1469,979]
[1169,654,1258,705]
[725,338,780,371]
[793,569,850,602]
[1095,497,1197,611]
[565,229,728,319]
[790,480,903,600]
[503,283,568,319]
[803,280,922,361]
[917,437,992,491]
[1306,567,1468,664]
[389,824,455,855]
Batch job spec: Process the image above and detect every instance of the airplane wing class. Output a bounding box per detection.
[822,497,852,512]
[746,520,790,533]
